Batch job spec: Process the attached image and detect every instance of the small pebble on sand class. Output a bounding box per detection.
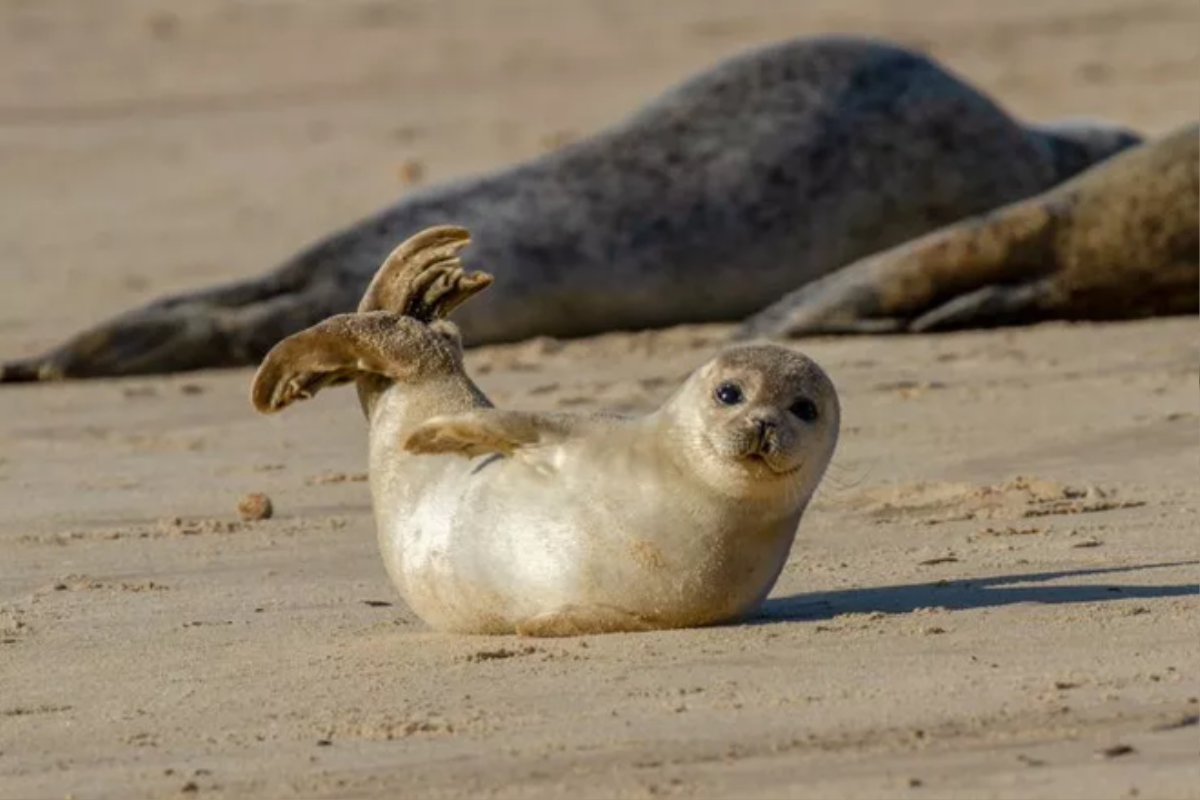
[236,492,273,521]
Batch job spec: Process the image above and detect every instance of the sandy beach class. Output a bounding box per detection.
[1,1,1197,798]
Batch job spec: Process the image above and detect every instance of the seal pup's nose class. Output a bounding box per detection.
[753,417,776,454]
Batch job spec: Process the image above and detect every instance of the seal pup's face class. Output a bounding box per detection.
[664,343,840,504]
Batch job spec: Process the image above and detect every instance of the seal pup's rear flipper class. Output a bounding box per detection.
[401,410,581,459]
[250,311,468,413]
[357,225,493,319]
[250,225,497,414]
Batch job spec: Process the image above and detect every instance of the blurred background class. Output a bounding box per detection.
[1,9,1197,798]
[1,0,1196,357]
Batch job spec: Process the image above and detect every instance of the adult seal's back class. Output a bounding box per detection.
[1,35,1140,382]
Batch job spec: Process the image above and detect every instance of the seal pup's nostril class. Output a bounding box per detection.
[753,417,776,453]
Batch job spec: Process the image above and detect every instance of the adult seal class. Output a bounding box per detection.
[250,225,840,636]
[732,122,1199,339]
[2,35,1140,382]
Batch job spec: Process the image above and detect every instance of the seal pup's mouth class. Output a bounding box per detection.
[744,451,804,478]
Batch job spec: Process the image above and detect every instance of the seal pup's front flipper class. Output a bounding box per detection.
[401,410,582,459]
[250,225,498,415]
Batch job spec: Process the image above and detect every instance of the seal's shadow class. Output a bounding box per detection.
[757,561,1199,623]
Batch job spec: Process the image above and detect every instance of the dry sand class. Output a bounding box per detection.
[1,1,1197,798]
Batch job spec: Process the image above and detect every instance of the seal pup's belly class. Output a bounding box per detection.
[378,451,800,635]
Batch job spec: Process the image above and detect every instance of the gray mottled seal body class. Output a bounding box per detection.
[2,35,1139,382]
[251,226,840,636]
[733,122,1199,339]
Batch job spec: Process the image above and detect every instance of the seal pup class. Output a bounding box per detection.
[732,122,1199,339]
[250,225,840,637]
[2,35,1140,382]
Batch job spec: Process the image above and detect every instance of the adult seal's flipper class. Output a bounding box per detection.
[0,277,346,383]
[734,122,1200,340]
[732,200,1060,338]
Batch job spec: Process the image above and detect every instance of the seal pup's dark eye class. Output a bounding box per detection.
[714,382,744,406]
[790,397,818,422]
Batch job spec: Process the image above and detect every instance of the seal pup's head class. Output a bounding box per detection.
[661,343,840,505]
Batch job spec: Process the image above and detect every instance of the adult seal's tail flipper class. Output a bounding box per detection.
[733,122,1200,340]
[0,258,354,383]
[0,226,490,385]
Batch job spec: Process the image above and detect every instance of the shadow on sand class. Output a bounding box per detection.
[758,561,1199,623]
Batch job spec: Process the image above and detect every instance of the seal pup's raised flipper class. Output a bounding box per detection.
[250,225,493,414]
